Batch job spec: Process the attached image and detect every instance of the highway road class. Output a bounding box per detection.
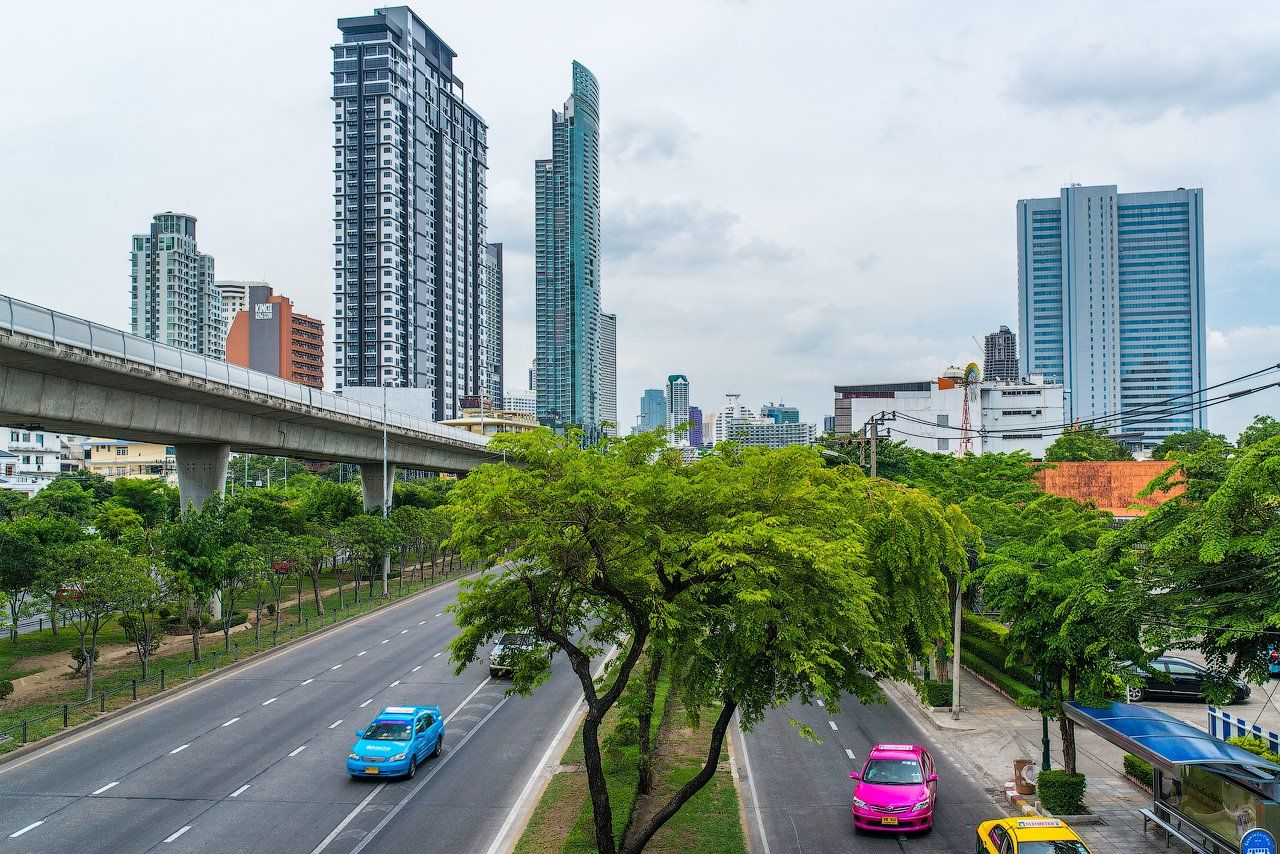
[0,574,590,853]
[736,692,1007,853]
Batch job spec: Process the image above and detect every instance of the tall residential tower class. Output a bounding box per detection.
[983,325,1019,382]
[535,61,604,431]
[332,7,489,420]
[599,312,617,436]
[484,242,504,406]
[130,212,226,359]
[1017,185,1206,449]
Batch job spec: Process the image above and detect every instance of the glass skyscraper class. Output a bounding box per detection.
[599,311,617,436]
[484,242,503,406]
[535,61,603,430]
[638,388,665,432]
[1017,185,1206,449]
[332,7,490,420]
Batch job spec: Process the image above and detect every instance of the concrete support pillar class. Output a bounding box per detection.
[174,443,231,621]
[359,462,396,597]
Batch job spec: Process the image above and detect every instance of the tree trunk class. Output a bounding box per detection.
[189,602,202,663]
[49,598,58,637]
[1061,671,1079,774]
[311,569,324,616]
[581,709,618,854]
[81,633,93,700]
[274,595,281,632]
[637,649,666,796]
[140,622,151,680]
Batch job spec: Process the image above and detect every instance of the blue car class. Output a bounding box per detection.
[347,705,444,779]
[1269,646,1280,679]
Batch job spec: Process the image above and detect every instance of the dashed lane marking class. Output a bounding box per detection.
[417,620,426,625]
[221,717,240,727]
[9,821,43,838]
[262,698,278,705]
[330,664,343,670]
[434,613,442,618]
[433,653,442,658]
[288,745,307,757]
[163,826,191,843]
[380,639,390,644]
[399,630,408,635]
[389,680,400,688]
[328,720,344,729]
[845,749,855,760]
[301,679,314,685]
[230,784,251,798]
[92,781,119,795]
[360,699,373,708]
[411,666,422,672]
[828,721,838,731]
[170,743,190,754]
[357,651,367,656]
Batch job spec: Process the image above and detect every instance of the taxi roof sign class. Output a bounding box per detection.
[1016,819,1064,828]
[874,744,917,752]
[383,706,416,715]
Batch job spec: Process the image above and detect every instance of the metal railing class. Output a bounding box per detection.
[0,293,492,453]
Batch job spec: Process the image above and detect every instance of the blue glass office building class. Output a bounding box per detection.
[535,62,602,430]
[1017,185,1206,449]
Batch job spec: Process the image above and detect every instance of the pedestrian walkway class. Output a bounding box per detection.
[887,670,1186,852]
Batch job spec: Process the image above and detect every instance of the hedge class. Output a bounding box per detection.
[207,611,249,634]
[1037,769,1086,815]
[916,679,953,708]
[962,612,1009,645]
[960,649,1040,708]
[1123,754,1153,787]
[961,634,1040,687]
[1228,735,1280,765]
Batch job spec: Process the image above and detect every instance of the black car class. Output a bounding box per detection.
[1124,655,1251,704]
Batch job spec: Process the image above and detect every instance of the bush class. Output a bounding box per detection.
[207,611,248,634]
[962,633,1040,687]
[69,646,101,674]
[266,603,276,617]
[917,679,953,708]
[0,680,12,700]
[157,606,172,621]
[1037,769,1086,815]
[962,612,1008,645]
[1123,754,1153,787]
[961,649,1039,707]
[1228,735,1280,765]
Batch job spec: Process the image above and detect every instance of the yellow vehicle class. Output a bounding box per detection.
[975,817,1092,853]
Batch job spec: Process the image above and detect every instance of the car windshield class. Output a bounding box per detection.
[861,759,923,784]
[1018,842,1089,854]
[499,633,532,647]
[362,722,411,741]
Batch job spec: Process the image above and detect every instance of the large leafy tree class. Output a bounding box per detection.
[1044,425,1133,462]
[337,514,396,601]
[160,499,231,663]
[1238,415,1280,449]
[109,478,175,528]
[1150,428,1229,461]
[446,431,962,854]
[63,540,145,699]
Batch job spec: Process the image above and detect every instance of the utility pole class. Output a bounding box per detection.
[869,417,879,478]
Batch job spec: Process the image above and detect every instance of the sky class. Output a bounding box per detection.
[1,0,1277,441]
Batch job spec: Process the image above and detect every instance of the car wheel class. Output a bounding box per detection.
[1126,684,1145,702]
[432,735,443,758]
[489,667,500,678]
[406,757,416,779]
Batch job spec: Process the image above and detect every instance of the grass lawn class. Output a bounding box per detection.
[0,621,129,683]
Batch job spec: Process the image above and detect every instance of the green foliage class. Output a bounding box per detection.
[27,479,96,522]
[959,649,1039,707]
[1238,415,1280,449]
[1150,429,1229,461]
[1227,735,1280,765]
[206,611,249,634]
[393,480,453,510]
[1123,754,1153,786]
[916,679,953,708]
[1044,425,1133,462]
[1036,769,1087,815]
[962,612,1008,645]
[962,633,1039,686]
[0,680,11,700]
[109,478,175,528]
[52,470,113,503]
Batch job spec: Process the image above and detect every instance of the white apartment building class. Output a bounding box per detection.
[709,395,816,449]
[0,429,80,494]
[130,212,226,360]
[503,389,537,418]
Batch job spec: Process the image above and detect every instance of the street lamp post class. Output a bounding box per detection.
[1040,672,1052,771]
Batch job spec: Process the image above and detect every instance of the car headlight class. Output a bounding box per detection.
[852,797,870,810]
[913,799,931,812]
[348,753,360,760]
[390,752,407,761]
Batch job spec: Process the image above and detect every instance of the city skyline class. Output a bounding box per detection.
[4,3,1279,441]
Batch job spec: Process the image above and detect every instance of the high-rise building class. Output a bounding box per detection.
[665,374,690,443]
[687,405,703,447]
[332,7,489,420]
[984,325,1019,382]
[760,402,800,424]
[1017,185,1206,449]
[130,212,226,359]
[599,312,617,436]
[503,389,536,418]
[225,283,325,388]
[484,243,504,406]
[535,61,603,431]
[639,388,665,432]
[216,280,256,320]
[823,414,836,435]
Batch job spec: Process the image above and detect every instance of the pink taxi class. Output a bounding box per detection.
[849,743,938,833]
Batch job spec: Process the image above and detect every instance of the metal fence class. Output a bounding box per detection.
[0,293,492,452]
[1207,705,1280,754]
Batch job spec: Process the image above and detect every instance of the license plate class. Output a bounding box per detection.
[880,817,899,826]
[364,766,380,774]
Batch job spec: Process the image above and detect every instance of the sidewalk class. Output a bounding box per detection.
[888,670,1180,852]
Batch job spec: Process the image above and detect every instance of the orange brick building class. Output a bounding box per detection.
[1033,460,1185,518]
[225,284,323,388]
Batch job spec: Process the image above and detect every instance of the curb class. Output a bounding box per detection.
[0,572,472,770]
[881,679,976,732]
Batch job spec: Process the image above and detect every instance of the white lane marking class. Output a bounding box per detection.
[328,719,344,729]
[482,647,619,854]
[816,698,825,707]
[163,826,191,843]
[92,781,119,795]
[432,652,441,658]
[262,697,278,706]
[360,699,373,708]
[735,711,772,854]
[230,784,251,798]
[301,679,314,685]
[434,613,442,617]
[828,721,838,731]
[417,620,426,625]
[221,717,240,727]
[380,639,390,644]
[411,665,422,673]
[845,748,855,760]
[399,629,408,635]
[310,782,386,853]
[357,651,367,656]
[288,745,307,757]
[9,821,43,838]
[445,678,493,725]
[389,680,400,688]
[170,743,190,754]
[330,664,343,670]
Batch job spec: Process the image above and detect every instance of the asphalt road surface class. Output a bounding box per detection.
[736,692,1007,853]
[0,575,591,853]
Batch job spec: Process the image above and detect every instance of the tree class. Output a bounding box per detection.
[109,478,175,528]
[1044,425,1133,462]
[256,531,301,633]
[295,534,333,617]
[1150,428,1229,460]
[218,542,259,651]
[0,490,26,522]
[63,540,139,699]
[117,565,171,680]
[1238,415,1280,449]
[160,500,228,663]
[446,431,961,854]
[28,479,96,522]
[390,505,428,590]
[0,519,41,642]
[52,470,113,504]
[93,502,145,543]
[24,515,84,638]
[337,514,396,602]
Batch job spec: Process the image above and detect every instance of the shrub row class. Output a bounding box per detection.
[962,612,1008,646]
[1123,754,1153,787]
[960,649,1039,708]
[1037,769,1087,815]
[1228,734,1280,765]
[962,633,1040,688]
[916,679,954,708]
